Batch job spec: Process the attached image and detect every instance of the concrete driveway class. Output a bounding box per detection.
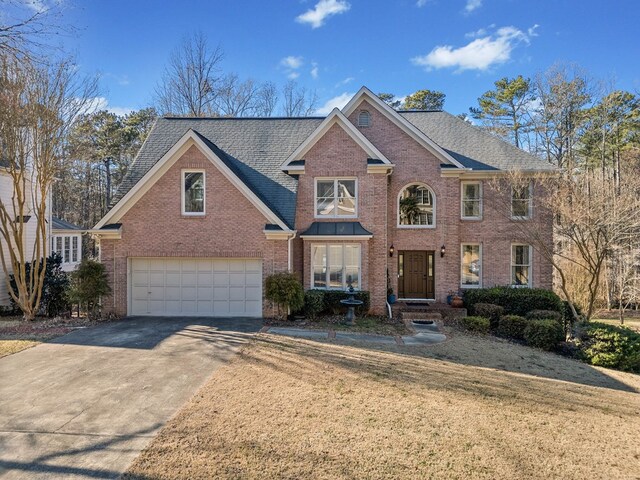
[0,316,262,479]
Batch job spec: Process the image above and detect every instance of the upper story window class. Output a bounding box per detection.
[315,178,357,218]
[357,110,371,127]
[51,234,81,265]
[182,170,205,215]
[398,183,435,227]
[511,182,532,219]
[511,244,532,287]
[461,181,482,219]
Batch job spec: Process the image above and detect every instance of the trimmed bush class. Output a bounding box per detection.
[67,260,111,318]
[472,303,504,329]
[303,289,325,319]
[496,315,528,340]
[578,322,640,373]
[562,300,583,322]
[460,316,490,334]
[322,290,370,315]
[264,272,304,318]
[523,319,564,350]
[463,287,563,317]
[526,309,562,322]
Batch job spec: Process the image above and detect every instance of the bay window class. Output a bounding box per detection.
[312,244,360,290]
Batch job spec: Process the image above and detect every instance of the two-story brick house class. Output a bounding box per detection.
[92,87,555,317]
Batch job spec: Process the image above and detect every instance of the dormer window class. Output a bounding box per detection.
[357,110,371,127]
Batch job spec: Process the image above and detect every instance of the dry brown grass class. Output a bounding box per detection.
[0,339,40,357]
[124,332,640,480]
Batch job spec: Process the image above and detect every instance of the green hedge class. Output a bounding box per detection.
[463,287,563,317]
[525,309,562,322]
[304,289,371,316]
[303,290,325,319]
[578,322,640,373]
[496,315,528,340]
[460,316,490,334]
[524,319,564,350]
[472,303,504,330]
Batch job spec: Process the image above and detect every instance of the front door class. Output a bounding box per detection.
[398,251,435,299]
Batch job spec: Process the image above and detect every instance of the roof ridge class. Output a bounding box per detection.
[160,116,326,121]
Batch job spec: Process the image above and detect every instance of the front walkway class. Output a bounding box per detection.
[0,316,261,479]
[264,321,447,346]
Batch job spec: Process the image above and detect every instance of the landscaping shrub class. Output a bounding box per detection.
[9,253,70,317]
[264,272,304,319]
[67,260,112,319]
[562,300,583,322]
[303,289,325,319]
[463,287,563,317]
[526,309,562,323]
[472,303,504,329]
[496,315,528,340]
[578,322,640,373]
[460,316,490,334]
[523,319,564,351]
[322,290,370,315]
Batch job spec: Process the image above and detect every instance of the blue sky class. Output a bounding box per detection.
[53,0,640,116]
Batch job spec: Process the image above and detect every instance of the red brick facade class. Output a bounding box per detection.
[99,98,553,318]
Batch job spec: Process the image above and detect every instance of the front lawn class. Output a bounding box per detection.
[124,331,640,480]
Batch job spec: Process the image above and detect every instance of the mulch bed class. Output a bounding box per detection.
[0,316,103,340]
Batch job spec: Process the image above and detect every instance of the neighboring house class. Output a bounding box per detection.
[51,217,84,272]
[0,162,52,307]
[92,87,555,318]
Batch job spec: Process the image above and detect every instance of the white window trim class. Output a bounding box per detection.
[397,182,436,229]
[181,169,206,216]
[460,181,483,220]
[460,243,482,289]
[510,181,533,220]
[511,243,533,288]
[310,243,362,290]
[51,234,82,265]
[314,177,358,219]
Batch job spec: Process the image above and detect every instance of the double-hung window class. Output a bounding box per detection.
[461,244,481,287]
[312,244,360,290]
[182,170,205,215]
[51,235,81,265]
[461,182,482,219]
[511,182,532,219]
[511,244,532,287]
[315,178,357,218]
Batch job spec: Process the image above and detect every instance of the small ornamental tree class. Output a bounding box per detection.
[264,272,304,319]
[67,260,111,318]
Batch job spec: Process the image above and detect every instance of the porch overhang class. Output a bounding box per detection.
[299,221,373,240]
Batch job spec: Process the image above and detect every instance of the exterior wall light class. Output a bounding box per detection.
[389,244,395,257]
[440,245,446,257]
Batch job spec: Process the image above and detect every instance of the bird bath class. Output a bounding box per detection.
[340,286,363,325]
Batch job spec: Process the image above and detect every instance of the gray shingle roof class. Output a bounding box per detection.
[52,217,84,231]
[300,221,373,237]
[399,110,556,171]
[112,117,324,229]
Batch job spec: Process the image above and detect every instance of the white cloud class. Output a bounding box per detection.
[416,0,432,6]
[311,62,319,79]
[335,76,354,87]
[316,92,354,115]
[86,97,134,116]
[411,25,533,72]
[280,55,304,69]
[287,71,300,80]
[296,0,350,29]
[464,0,482,14]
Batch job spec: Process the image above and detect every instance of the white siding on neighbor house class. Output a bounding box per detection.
[0,172,51,307]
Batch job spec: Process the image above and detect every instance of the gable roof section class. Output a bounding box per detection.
[106,117,323,229]
[95,129,297,231]
[281,108,391,171]
[400,111,556,172]
[342,87,467,169]
[52,217,84,231]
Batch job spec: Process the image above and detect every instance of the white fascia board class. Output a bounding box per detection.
[94,130,292,232]
[367,163,395,174]
[87,228,122,240]
[263,230,297,240]
[299,235,372,241]
[342,87,466,169]
[281,108,391,170]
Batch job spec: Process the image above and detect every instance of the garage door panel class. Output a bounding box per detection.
[130,258,262,317]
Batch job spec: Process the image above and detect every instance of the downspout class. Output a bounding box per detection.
[386,167,393,318]
[287,230,297,272]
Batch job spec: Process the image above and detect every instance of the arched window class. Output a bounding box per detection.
[357,110,371,127]
[398,183,435,227]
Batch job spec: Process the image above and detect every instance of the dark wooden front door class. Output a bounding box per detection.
[398,251,435,299]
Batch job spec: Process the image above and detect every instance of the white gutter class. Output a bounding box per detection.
[288,230,297,272]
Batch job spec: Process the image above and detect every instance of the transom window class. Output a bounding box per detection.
[182,170,205,215]
[511,244,532,287]
[461,244,481,287]
[312,244,360,290]
[461,182,482,219]
[511,182,532,219]
[398,183,435,227]
[357,110,371,127]
[315,178,357,218]
[51,235,81,265]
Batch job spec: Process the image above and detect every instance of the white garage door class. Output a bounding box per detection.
[130,258,262,317]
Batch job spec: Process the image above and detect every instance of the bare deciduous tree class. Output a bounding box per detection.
[281,80,317,117]
[154,32,223,117]
[0,55,97,320]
